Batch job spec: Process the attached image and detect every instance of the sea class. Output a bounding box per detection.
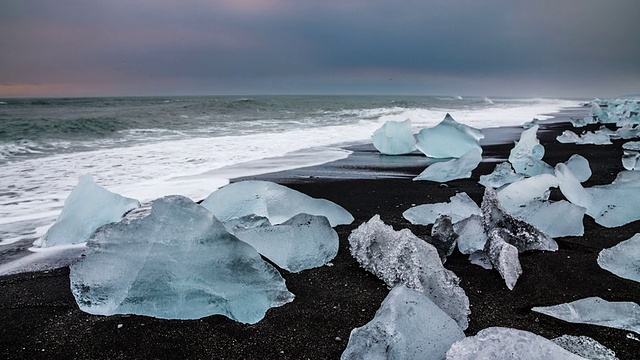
[0,95,581,247]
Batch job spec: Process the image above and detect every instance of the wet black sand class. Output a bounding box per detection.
[1,107,639,359]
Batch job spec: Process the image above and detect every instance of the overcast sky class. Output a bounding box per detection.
[1,0,639,98]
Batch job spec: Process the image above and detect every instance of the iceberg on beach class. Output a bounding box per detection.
[496,174,558,213]
[341,285,465,360]
[201,180,353,227]
[227,213,339,273]
[415,113,484,159]
[413,148,482,182]
[485,228,522,290]
[478,162,524,189]
[403,192,481,226]
[552,335,618,360]
[39,174,140,247]
[70,195,294,323]
[532,297,640,335]
[348,215,470,329]
[508,125,554,176]
[446,327,587,360]
[371,119,417,155]
[556,130,612,145]
[597,233,640,283]
[622,141,640,170]
[512,200,586,238]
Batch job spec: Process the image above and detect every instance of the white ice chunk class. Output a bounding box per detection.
[371,119,417,155]
[532,297,640,335]
[611,170,640,188]
[570,115,596,128]
[597,233,640,283]
[497,174,558,213]
[581,131,613,145]
[40,174,140,247]
[564,154,592,182]
[622,141,640,170]
[557,130,583,144]
[468,251,492,269]
[591,102,611,123]
[552,335,618,360]
[341,285,465,360]
[228,213,339,273]
[485,228,522,290]
[509,125,554,176]
[478,162,524,189]
[446,327,587,360]
[348,215,470,329]
[201,180,353,227]
[413,148,482,182]
[415,113,484,159]
[556,163,640,227]
[512,200,586,238]
[403,192,481,226]
[70,195,294,323]
[454,214,487,254]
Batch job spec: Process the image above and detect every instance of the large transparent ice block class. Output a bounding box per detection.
[415,113,483,159]
[371,119,417,155]
[403,192,481,226]
[597,233,640,283]
[508,125,554,176]
[413,149,482,182]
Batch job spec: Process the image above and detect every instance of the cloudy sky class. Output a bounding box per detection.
[1,0,639,98]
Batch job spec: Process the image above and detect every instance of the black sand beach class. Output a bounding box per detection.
[1,107,639,359]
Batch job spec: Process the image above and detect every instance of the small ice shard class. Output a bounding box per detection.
[564,154,592,182]
[552,335,618,360]
[40,174,140,247]
[478,162,524,189]
[228,213,339,273]
[570,115,596,128]
[371,119,417,155]
[468,251,492,269]
[403,192,481,226]
[341,285,465,360]
[70,195,294,323]
[413,148,482,182]
[532,297,640,335]
[415,113,484,159]
[512,200,586,238]
[597,233,640,283]
[431,215,458,259]
[497,174,558,214]
[348,215,470,330]
[508,125,554,176]
[556,163,640,227]
[485,229,522,290]
[454,215,487,255]
[201,180,353,227]
[557,130,583,144]
[446,327,587,360]
[622,141,640,170]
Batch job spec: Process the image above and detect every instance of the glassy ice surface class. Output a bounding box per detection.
[415,113,484,159]
[611,170,640,188]
[454,215,487,255]
[413,149,482,182]
[485,228,522,290]
[201,180,353,227]
[348,215,470,329]
[478,162,524,189]
[523,118,540,129]
[557,130,583,144]
[559,129,612,145]
[341,285,465,360]
[497,174,558,213]
[552,335,618,360]
[509,125,554,176]
[564,154,592,182]
[432,215,458,259]
[512,200,585,238]
[597,233,640,283]
[468,251,492,270]
[622,141,640,170]
[403,192,481,226]
[70,195,294,323]
[556,163,640,227]
[371,119,417,155]
[39,174,140,247]
[229,213,339,273]
[446,327,586,360]
[532,297,640,334]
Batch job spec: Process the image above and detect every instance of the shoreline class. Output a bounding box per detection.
[2,106,640,359]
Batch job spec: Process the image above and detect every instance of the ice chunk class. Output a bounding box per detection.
[570,115,596,128]
[70,195,294,323]
[557,130,583,144]
[559,129,613,145]
[341,285,465,360]
[485,229,522,290]
[597,233,640,283]
[508,125,554,176]
[415,113,484,159]
[468,251,492,269]
[497,174,558,214]
[611,170,640,188]
[228,213,339,273]
[403,192,481,226]
[512,200,585,238]
[622,141,640,170]
[552,335,618,360]
[478,162,524,189]
[431,215,458,259]
[564,154,592,182]
[454,215,487,254]
[556,163,640,227]
[413,148,482,182]
[591,102,611,123]
[532,297,640,334]
[371,119,417,155]
[348,215,470,329]
[523,118,540,129]
[201,180,353,227]
[446,327,586,360]
[40,174,140,247]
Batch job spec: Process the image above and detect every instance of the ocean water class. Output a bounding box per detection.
[0,95,579,246]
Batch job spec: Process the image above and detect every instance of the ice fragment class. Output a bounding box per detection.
[478,162,524,189]
[485,229,522,290]
[371,119,417,155]
[597,233,640,283]
[508,125,554,176]
[552,335,618,360]
[403,192,481,226]
[415,114,483,159]
[413,149,482,182]
[453,215,487,255]
[431,215,458,259]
